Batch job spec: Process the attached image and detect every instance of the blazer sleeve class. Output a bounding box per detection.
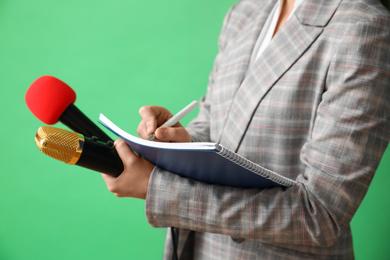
[145,12,390,247]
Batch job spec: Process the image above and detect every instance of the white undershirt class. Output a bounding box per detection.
[252,0,304,62]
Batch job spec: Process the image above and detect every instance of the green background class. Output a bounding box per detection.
[1,0,389,259]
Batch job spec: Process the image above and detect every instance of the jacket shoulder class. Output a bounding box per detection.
[334,0,390,25]
[218,0,271,49]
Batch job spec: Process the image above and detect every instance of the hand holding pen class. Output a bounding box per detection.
[137,100,199,143]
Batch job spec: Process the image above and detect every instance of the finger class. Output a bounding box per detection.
[114,139,137,167]
[137,120,150,139]
[101,172,122,195]
[101,139,134,181]
[139,106,174,133]
[100,172,120,196]
[101,172,116,182]
[155,126,191,142]
[138,106,159,136]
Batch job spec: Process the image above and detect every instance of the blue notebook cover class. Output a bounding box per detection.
[98,114,296,188]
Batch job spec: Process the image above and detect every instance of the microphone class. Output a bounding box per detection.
[35,126,123,177]
[25,75,113,143]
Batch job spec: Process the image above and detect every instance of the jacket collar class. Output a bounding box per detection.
[296,0,342,27]
[218,0,342,151]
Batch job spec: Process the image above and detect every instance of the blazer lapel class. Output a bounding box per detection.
[218,0,342,152]
[215,0,278,104]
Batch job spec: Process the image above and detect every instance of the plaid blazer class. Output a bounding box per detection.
[146,0,390,259]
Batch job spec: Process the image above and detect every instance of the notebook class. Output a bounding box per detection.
[98,114,296,188]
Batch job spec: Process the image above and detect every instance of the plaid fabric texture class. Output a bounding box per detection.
[146,0,390,259]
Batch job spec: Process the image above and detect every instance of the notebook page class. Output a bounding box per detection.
[98,114,218,151]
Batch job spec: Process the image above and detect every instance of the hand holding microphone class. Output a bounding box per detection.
[27,75,154,198]
[34,126,153,198]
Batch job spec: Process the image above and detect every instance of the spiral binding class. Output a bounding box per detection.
[216,145,296,187]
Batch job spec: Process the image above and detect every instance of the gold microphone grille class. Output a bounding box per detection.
[35,126,81,164]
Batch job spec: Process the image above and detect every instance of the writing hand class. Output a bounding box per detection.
[137,105,191,142]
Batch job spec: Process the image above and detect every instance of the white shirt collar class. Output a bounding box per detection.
[254,0,305,61]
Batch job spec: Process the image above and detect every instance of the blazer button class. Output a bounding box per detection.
[231,237,245,243]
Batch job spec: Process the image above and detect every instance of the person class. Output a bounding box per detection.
[101,0,390,259]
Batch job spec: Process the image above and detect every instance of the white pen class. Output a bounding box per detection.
[148,100,199,141]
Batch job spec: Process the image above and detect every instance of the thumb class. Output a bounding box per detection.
[114,139,138,166]
[155,126,191,142]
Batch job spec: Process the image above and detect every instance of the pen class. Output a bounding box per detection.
[148,100,199,141]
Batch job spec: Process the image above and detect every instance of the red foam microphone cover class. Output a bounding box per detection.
[26,75,76,125]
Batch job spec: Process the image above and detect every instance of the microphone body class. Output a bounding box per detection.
[35,126,123,177]
[60,103,113,143]
[26,75,112,143]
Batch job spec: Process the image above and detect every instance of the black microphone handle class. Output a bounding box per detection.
[60,103,113,143]
[76,136,124,177]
